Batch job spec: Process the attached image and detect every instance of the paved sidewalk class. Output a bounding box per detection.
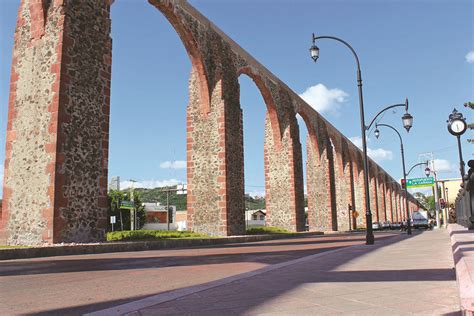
[91,230,460,315]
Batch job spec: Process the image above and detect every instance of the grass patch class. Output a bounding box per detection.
[246,226,291,235]
[106,230,210,242]
[0,245,30,249]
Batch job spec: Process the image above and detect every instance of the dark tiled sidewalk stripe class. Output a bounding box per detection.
[0,232,325,260]
[85,233,404,316]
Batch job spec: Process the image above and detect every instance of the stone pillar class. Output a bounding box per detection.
[399,194,404,220]
[369,168,379,223]
[264,112,305,232]
[331,136,353,232]
[348,157,357,230]
[378,174,387,222]
[387,184,394,223]
[306,134,336,231]
[392,189,398,222]
[186,72,245,236]
[1,1,111,245]
[351,160,362,229]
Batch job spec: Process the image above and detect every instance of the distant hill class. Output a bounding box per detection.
[125,188,266,211]
[245,195,265,210]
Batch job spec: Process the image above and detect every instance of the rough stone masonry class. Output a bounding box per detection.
[0,0,422,245]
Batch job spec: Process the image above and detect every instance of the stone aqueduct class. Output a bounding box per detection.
[0,0,422,245]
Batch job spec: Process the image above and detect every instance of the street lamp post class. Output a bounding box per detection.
[375,123,412,235]
[309,34,374,244]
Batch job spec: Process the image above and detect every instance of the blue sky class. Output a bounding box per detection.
[0,0,472,197]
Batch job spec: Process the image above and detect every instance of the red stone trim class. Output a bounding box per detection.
[1,0,27,242]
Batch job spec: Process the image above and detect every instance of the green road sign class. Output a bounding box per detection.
[120,201,134,210]
[406,177,434,188]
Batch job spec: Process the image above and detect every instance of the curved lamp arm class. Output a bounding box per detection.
[313,34,361,79]
[376,123,403,145]
[366,99,409,131]
[406,162,428,177]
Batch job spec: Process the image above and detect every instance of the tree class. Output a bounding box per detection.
[413,192,429,210]
[107,190,146,231]
[413,191,437,218]
[465,102,473,143]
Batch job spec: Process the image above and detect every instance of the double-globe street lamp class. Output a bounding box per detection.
[374,123,414,234]
[310,34,375,244]
[309,34,414,243]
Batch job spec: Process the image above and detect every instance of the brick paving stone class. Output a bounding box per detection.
[92,230,461,315]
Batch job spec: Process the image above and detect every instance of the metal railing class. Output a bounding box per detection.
[455,160,474,229]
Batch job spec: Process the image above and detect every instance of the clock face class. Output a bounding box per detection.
[450,119,466,134]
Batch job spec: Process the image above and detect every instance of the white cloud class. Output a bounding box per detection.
[160,160,186,169]
[349,136,363,148]
[466,51,474,63]
[120,178,183,189]
[349,136,393,162]
[298,83,349,115]
[367,148,393,161]
[429,159,455,173]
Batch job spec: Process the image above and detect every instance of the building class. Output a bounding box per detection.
[141,203,183,231]
[440,178,462,207]
[245,209,266,227]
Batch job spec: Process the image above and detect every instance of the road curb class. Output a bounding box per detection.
[0,231,325,260]
[448,224,474,315]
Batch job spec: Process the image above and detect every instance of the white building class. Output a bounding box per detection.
[245,209,266,227]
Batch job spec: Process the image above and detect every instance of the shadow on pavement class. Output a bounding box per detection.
[21,232,434,315]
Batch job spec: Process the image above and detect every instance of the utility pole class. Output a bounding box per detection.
[166,189,170,231]
[432,168,440,228]
[161,184,187,231]
[420,153,441,228]
[440,181,449,228]
[129,179,136,231]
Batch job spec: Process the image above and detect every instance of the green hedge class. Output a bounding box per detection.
[106,230,210,241]
[246,226,291,235]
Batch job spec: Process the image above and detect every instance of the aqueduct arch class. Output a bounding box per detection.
[1,0,423,245]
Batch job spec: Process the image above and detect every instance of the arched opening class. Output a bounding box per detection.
[237,69,281,230]
[298,111,338,232]
[296,113,309,230]
[108,1,209,231]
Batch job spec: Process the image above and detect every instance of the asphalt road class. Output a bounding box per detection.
[0,232,398,315]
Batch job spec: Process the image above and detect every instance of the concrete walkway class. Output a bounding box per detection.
[91,230,460,315]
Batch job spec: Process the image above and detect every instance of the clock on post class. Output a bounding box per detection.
[447,108,467,136]
[447,108,467,178]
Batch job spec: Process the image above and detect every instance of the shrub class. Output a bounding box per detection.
[106,230,210,241]
[246,226,291,235]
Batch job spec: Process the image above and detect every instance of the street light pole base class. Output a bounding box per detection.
[366,234,375,245]
[365,232,375,245]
